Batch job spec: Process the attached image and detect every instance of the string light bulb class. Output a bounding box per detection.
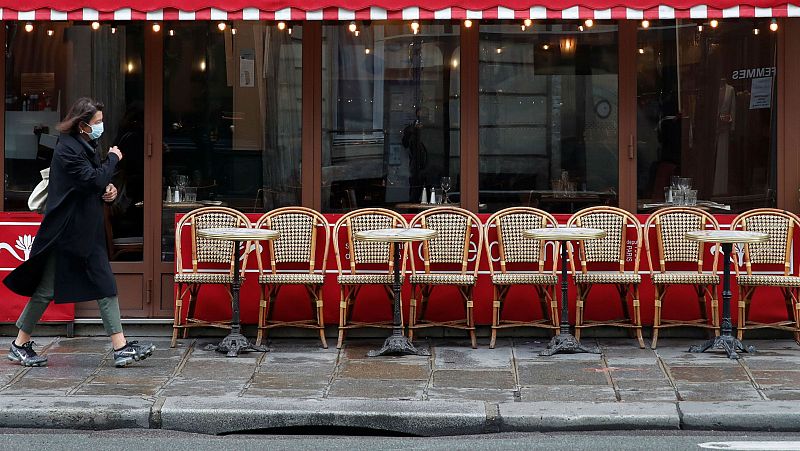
[278,21,286,30]
[365,48,371,54]
[168,29,175,36]
[24,22,34,32]
[524,19,532,27]
[348,21,356,32]
[641,20,650,28]
[411,21,419,34]
[710,19,719,28]
[542,44,549,50]
[91,21,100,30]
[47,29,54,36]
[753,27,759,35]
[354,30,360,36]
[521,25,526,31]
[217,22,226,31]
[770,19,778,31]
[464,19,473,28]
[451,58,458,68]
[152,23,161,32]
[584,19,594,28]
[697,24,703,32]
[288,27,292,34]
[111,27,117,34]
[579,25,584,32]
[638,48,645,54]
[231,27,237,35]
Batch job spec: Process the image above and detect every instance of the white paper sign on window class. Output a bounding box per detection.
[749,77,772,110]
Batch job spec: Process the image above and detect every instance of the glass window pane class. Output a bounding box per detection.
[4,22,145,261]
[479,22,619,213]
[162,23,302,261]
[636,20,777,212]
[321,22,461,212]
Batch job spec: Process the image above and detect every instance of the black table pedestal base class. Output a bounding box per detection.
[205,333,268,357]
[539,332,600,356]
[689,335,756,360]
[367,334,430,357]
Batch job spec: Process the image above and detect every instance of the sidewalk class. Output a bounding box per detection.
[1,336,800,435]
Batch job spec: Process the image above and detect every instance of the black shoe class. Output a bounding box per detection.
[7,341,48,367]
[113,340,156,367]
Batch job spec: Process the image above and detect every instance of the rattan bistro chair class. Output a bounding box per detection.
[484,207,559,349]
[408,206,483,349]
[568,206,645,348]
[644,207,721,349]
[731,209,800,344]
[171,207,253,348]
[333,208,409,349]
[254,207,331,348]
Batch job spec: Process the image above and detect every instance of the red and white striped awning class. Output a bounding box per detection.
[1,0,796,20]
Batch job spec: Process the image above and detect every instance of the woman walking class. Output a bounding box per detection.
[4,97,154,368]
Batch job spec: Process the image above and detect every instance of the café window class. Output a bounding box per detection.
[162,23,302,261]
[321,22,461,212]
[478,22,619,213]
[4,22,145,261]
[636,19,777,213]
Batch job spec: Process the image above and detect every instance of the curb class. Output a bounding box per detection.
[2,397,799,434]
[680,401,800,431]
[159,398,488,436]
[0,396,152,430]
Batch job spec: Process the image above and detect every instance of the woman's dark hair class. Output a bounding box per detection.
[56,97,104,134]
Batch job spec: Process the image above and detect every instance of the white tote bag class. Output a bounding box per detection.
[27,168,50,214]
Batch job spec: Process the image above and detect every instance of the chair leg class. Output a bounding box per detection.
[315,286,328,349]
[465,287,476,349]
[710,289,720,337]
[171,283,184,348]
[574,285,584,342]
[738,287,752,341]
[633,285,644,349]
[337,287,348,349]
[256,285,267,347]
[183,285,200,339]
[408,286,418,343]
[549,286,560,332]
[652,285,663,350]
[490,285,503,349]
[793,293,800,344]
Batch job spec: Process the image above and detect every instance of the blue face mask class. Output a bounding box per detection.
[86,122,104,140]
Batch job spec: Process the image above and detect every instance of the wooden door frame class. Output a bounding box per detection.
[618,20,638,212]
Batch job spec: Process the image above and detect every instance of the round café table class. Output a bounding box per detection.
[685,230,769,359]
[196,227,279,357]
[523,227,607,356]
[354,227,438,357]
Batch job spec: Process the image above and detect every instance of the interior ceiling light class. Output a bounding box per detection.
[464,19,473,28]
[770,19,778,31]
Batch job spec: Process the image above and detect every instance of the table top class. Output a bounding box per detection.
[684,230,769,244]
[197,227,279,241]
[395,202,460,210]
[523,227,607,241]
[639,201,730,211]
[354,228,438,243]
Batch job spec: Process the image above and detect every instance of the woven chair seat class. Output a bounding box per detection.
[737,274,800,287]
[491,273,557,285]
[574,272,641,284]
[410,273,476,285]
[651,272,719,285]
[174,273,240,284]
[337,274,396,285]
[259,273,325,285]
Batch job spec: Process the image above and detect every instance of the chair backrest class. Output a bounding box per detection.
[175,207,252,275]
[254,206,331,275]
[731,208,800,276]
[567,206,643,274]
[643,207,720,274]
[409,206,483,276]
[484,207,558,275]
[332,208,409,275]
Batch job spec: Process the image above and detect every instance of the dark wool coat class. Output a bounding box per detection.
[4,132,120,303]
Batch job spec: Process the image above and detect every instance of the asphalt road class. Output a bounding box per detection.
[2,430,800,450]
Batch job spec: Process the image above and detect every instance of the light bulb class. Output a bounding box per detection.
[288,27,292,35]
[542,44,549,50]
[753,27,759,35]
[710,19,719,28]
[278,21,286,30]
[770,19,778,31]
[91,21,100,30]
[152,23,161,32]
[451,58,458,68]
[348,21,356,32]
[354,30,360,37]
[411,21,419,34]
[127,62,134,73]
[524,19,532,27]
[641,20,650,29]
[111,27,117,34]
[496,48,502,54]
[585,19,594,28]
[168,29,175,36]
[697,24,703,32]
[579,25,584,32]
[638,48,645,54]
[217,22,226,31]
[24,23,33,33]
[231,28,237,35]
[521,25,526,31]
[464,19,472,28]
[47,29,54,36]
[365,48,370,54]
[200,60,206,71]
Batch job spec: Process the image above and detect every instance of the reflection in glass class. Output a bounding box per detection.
[162,23,302,261]
[478,22,619,213]
[637,20,777,212]
[321,23,460,212]
[4,22,145,260]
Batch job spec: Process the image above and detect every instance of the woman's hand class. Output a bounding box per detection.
[103,184,118,203]
[108,146,123,161]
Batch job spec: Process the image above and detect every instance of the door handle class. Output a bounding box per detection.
[627,134,635,160]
